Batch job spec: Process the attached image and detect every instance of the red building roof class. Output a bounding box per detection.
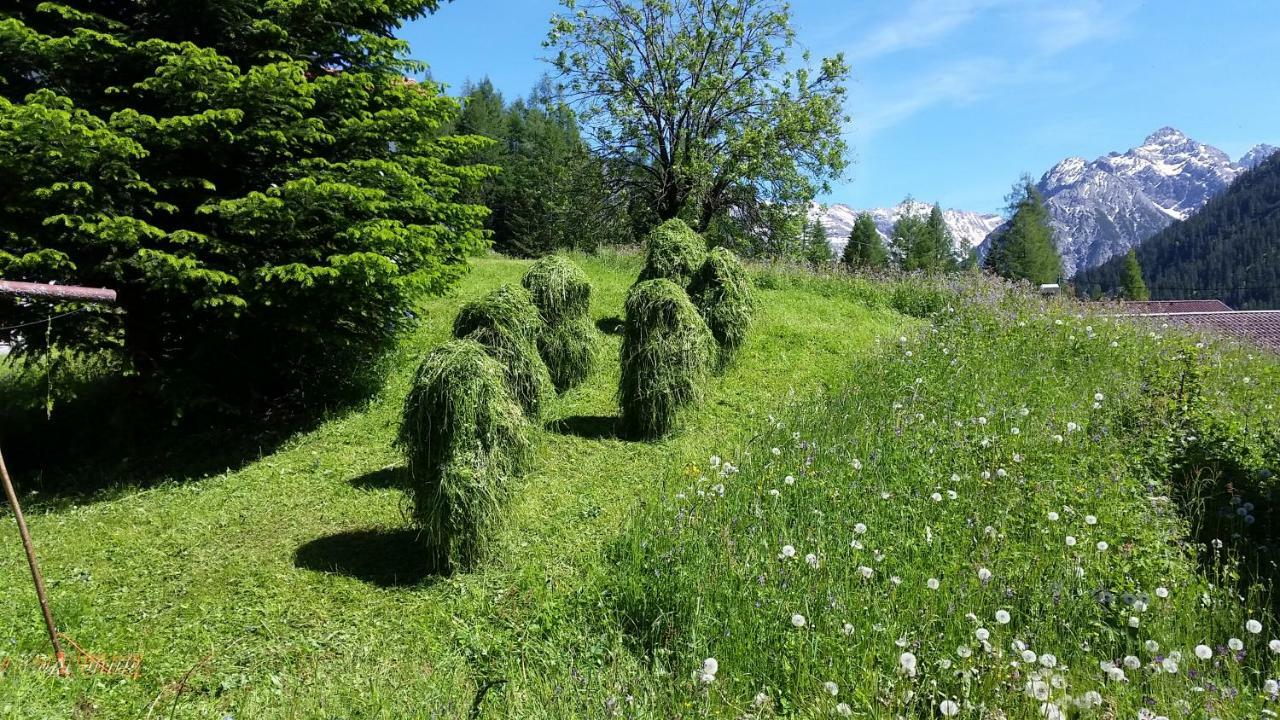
[1116,299,1234,314]
[1137,310,1280,354]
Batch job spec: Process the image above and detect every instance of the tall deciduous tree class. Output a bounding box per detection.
[984,178,1063,285]
[0,1,491,410]
[842,212,888,269]
[1119,249,1150,300]
[546,0,849,232]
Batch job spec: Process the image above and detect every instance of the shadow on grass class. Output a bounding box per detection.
[596,316,625,335]
[547,414,620,440]
[350,465,407,490]
[294,528,446,587]
[0,370,362,509]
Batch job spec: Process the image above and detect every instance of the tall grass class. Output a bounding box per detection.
[610,282,1280,718]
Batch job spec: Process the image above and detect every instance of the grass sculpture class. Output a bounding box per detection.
[522,256,598,391]
[689,246,754,366]
[453,284,554,417]
[618,279,715,439]
[397,339,532,572]
[638,218,707,285]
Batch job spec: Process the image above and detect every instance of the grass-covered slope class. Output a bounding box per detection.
[0,253,904,718]
[612,282,1280,718]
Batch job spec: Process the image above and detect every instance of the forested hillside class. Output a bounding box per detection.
[1076,152,1280,308]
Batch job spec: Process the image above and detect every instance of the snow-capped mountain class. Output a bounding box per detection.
[1240,144,1279,170]
[980,128,1276,276]
[810,200,1002,257]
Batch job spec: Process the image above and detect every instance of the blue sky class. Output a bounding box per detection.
[399,0,1280,215]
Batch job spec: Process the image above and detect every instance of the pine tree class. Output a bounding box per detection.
[841,212,888,269]
[802,218,835,266]
[0,1,491,409]
[913,203,955,271]
[984,177,1062,285]
[1119,249,1150,300]
[891,203,928,271]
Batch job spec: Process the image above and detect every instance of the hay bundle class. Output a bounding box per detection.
[397,340,532,571]
[689,246,754,365]
[522,255,592,323]
[453,284,554,417]
[619,279,715,439]
[522,256,598,390]
[638,219,707,285]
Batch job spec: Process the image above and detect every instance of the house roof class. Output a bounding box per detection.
[1136,310,1280,354]
[1116,299,1234,313]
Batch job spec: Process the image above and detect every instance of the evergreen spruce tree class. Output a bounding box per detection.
[841,212,888,269]
[983,177,1062,285]
[891,202,928,271]
[909,203,955,271]
[0,1,491,409]
[802,218,835,266]
[1119,249,1150,300]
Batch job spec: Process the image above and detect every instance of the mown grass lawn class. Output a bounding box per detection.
[0,252,906,718]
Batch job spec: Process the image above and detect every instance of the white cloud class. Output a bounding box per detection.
[853,58,1004,136]
[1020,0,1137,55]
[846,0,1011,62]
[842,0,1134,136]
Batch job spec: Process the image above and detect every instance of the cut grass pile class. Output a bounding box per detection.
[397,339,531,571]
[637,218,706,285]
[522,256,597,391]
[618,278,715,439]
[0,252,906,718]
[689,246,754,365]
[452,283,554,418]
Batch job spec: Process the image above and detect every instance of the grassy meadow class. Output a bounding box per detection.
[1,253,1278,718]
[0,252,905,718]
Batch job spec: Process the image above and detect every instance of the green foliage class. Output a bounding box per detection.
[842,212,889,269]
[801,217,835,266]
[689,247,754,365]
[547,0,849,231]
[397,339,531,572]
[452,284,554,417]
[618,279,714,439]
[0,2,491,411]
[1119,249,1151,300]
[984,177,1063,284]
[521,255,598,390]
[894,201,955,272]
[638,219,707,285]
[457,77,628,256]
[612,278,1280,717]
[706,200,807,261]
[1076,152,1280,308]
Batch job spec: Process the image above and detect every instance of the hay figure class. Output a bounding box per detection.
[638,219,707,285]
[689,246,754,366]
[619,279,715,439]
[521,255,592,323]
[522,256,598,390]
[453,284,554,417]
[397,340,532,572]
